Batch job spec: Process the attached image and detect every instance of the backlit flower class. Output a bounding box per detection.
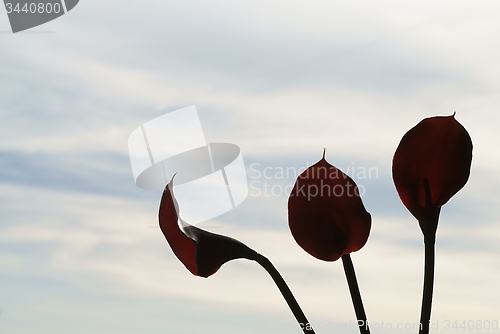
[159,178,257,278]
[288,155,371,261]
[392,113,473,232]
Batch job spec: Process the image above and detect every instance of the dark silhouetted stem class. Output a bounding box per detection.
[252,253,315,334]
[342,254,370,334]
[419,233,436,334]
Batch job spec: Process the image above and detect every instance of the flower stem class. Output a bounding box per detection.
[419,233,436,334]
[342,254,370,334]
[251,253,316,334]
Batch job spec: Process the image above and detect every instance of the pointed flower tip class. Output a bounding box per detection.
[392,114,472,228]
[170,173,177,184]
[165,173,177,191]
[288,154,371,262]
[159,182,256,278]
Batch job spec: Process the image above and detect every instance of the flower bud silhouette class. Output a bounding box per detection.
[288,155,372,261]
[392,113,473,232]
[288,152,372,334]
[159,178,256,278]
[392,114,472,334]
[159,177,317,333]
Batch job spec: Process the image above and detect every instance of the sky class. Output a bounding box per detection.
[1,1,500,333]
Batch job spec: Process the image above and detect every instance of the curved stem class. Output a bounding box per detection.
[419,233,436,334]
[342,254,370,334]
[251,253,316,334]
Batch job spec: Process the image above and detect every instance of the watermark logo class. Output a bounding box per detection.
[128,106,248,224]
[3,0,79,33]
[248,162,378,198]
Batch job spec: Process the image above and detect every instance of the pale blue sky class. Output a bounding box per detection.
[1,1,500,333]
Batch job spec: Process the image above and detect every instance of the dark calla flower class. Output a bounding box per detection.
[288,155,372,262]
[159,178,257,278]
[392,113,473,231]
[160,178,317,333]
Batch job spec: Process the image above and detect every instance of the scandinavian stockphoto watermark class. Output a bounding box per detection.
[248,162,379,199]
[3,0,79,33]
[128,106,249,225]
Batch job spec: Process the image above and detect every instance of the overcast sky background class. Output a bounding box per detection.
[1,1,500,333]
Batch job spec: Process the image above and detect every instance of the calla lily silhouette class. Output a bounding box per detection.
[159,177,316,333]
[288,153,372,334]
[392,113,473,234]
[392,114,473,334]
[159,178,256,277]
[288,154,371,261]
